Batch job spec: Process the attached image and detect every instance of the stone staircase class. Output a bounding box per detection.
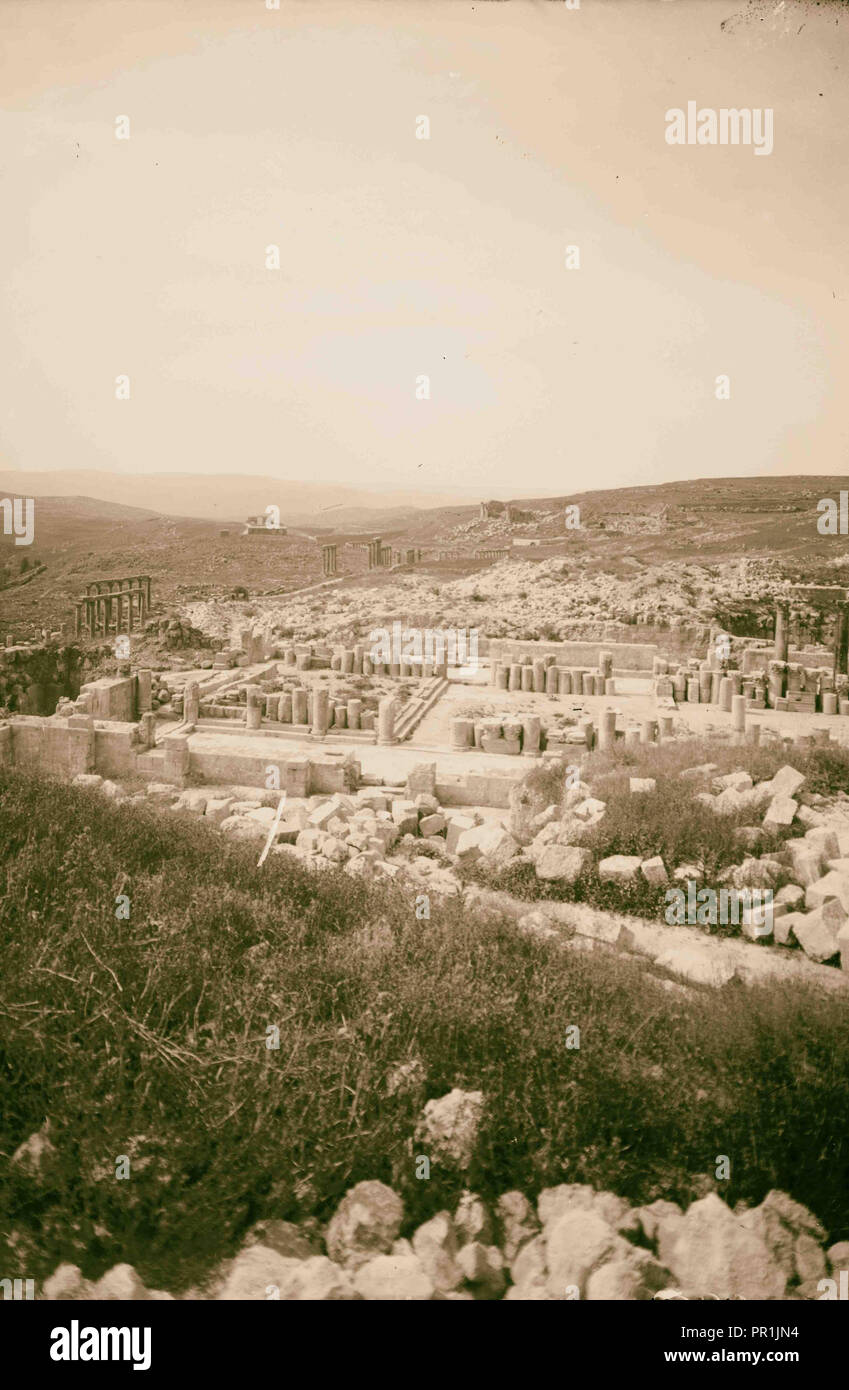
[394,675,450,742]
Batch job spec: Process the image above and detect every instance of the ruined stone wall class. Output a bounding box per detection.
[489,638,659,671]
[0,643,86,715]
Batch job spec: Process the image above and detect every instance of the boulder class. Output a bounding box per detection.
[585,1248,670,1300]
[805,826,841,860]
[353,1254,434,1301]
[43,1264,93,1301]
[495,1190,540,1263]
[455,824,519,866]
[217,1245,302,1300]
[536,844,591,883]
[324,1180,404,1270]
[640,855,668,886]
[545,1209,624,1298]
[785,841,823,888]
[415,1089,485,1171]
[242,1220,317,1260]
[454,1191,494,1247]
[666,1193,787,1299]
[827,1240,849,1272]
[92,1264,149,1300]
[410,1212,463,1292]
[455,1242,506,1299]
[715,771,753,792]
[804,870,849,913]
[598,855,643,884]
[445,815,478,854]
[279,1256,357,1300]
[793,899,846,962]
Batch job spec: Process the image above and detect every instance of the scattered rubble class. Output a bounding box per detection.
[35,1180,844,1302]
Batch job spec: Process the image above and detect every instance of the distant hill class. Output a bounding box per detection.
[0,469,496,525]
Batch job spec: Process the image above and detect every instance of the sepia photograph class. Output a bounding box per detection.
[2,0,849,1367]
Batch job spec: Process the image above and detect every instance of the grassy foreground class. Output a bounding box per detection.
[1,769,848,1292]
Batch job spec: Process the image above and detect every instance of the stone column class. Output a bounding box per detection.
[246,688,263,729]
[532,659,546,693]
[624,727,640,748]
[658,714,673,739]
[312,687,329,737]
[509,663,522,691]
[521,666,534,692]
[599,708,617,751]
[378,695,397,744]
[162,732,190,785]
[731,693,746,732]
[640,719,656,745]
[292,688,308,724]
[833,603,848,679]
[545,665,558,697]
[773,601,790,664]
[137,668,152,714]
[719,677,733,713]
[184,681,200,726]
[64,712,95,770]
[347,698,362,730]
[139,711,157,748]
[521,715,541,755]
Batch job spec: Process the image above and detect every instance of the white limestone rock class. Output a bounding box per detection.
[640,855,668,886]
[415,1088,485,1171]
[324,1180,404,1270]
[353,1254,434,1301]
[667,1193,787,1300]
[535,844,591,883]
[763,795,797,829]
[598,854,643,884]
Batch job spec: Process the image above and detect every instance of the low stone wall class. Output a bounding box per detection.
[488,638,658,671]
[78,675,137,721]
[0,716,138,779]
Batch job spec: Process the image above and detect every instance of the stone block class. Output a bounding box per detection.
[445,815,478,854]
[535,844,591,883]
[792,898,847,962]
[763,795,797,828]
[640,855,668,886]
[804,869,849,913]
[598,855,643,884]
[769,765,806,799]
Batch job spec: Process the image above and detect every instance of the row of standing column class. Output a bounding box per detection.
[74,588,148,636]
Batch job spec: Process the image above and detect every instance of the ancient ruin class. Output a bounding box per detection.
[74,575,151,636]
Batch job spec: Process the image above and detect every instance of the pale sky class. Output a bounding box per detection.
[1,0,848,496]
